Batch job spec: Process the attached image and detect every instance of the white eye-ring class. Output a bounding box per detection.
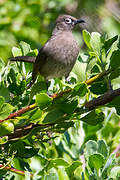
[65,18,72,24]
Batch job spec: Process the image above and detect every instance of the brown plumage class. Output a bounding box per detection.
[10,15,85,87]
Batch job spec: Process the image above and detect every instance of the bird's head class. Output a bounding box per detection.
[54,15,85,32]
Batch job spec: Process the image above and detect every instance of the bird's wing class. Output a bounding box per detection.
[30,46,48,86]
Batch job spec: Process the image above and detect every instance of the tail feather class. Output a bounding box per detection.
[9,56,36,63]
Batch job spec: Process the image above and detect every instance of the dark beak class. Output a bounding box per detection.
[74,19,85,25]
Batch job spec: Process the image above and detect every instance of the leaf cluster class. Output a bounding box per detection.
[0,31,120,179]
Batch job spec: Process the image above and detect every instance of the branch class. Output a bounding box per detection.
[8,123,55,140]
[52,70,112,99]
[85,88,120,110]
[0,69,112,123]
[6,88,120,140]
[85,69,111,85]
[0,164,33,179]
[0,104,36,123]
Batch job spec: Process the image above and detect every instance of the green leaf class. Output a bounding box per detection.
[88,153,105,172]
[26,49,38,57]
[0,136,8,144]
[86,57,98,74]
[90,79,108,95]
[10,141,39,158]
[33,48,39,56]
[19,41,31,56]
[89,52,97,57]
[8,80,26,96]
[65,161,82,178]
[45,173,58,180]
[10,141,24,157]
[35,93,52,109]
[25,171,31,180]
[47,158,69,170]
[23,61,33,74]
[90,32,102,54]
[73,83,88,97]
[107,96,120,115]
[43,108,65,123]
[109,68,120,80]
[82,29,91,49]
[85,140,98,159]
[12,47,22,57]
[103,35,118,53]
[85,140,109,175]
[58,98,78,114]
[110,50,120,69]
[0,58,5,72]
[102,154,116,179]
[107,96,120,108]
[0,96,5,109]
[0,103,14,120]
[80,110,104,125]
[29,108,42,121]
[78,53,89,63]
[7,68,16,83]
[91,64,100,73]
[72,60,87,81]
[0,121,14,136]
[118,36,120,49]
[83,123,103,142]
[30,80,47,102]
[55,121,74,132]
[97,140,109,158]
[109,166,120,179]
[0,83,10,102]
[0,167,7,177]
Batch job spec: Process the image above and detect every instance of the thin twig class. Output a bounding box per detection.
[0,104,36,123]
[0,164,33,179]
[8,123,55,140]
[85,69,111,85]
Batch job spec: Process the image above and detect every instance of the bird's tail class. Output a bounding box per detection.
[9,56,36,63]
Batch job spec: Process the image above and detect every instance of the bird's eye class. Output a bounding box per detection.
[65,18,72,24]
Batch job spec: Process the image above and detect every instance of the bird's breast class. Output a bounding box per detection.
[45,32,80,65]
[40,32,80,79]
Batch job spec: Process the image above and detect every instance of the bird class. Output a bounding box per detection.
[10,15,85,88]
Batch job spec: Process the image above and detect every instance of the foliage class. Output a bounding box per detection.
[0,29,120,179]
